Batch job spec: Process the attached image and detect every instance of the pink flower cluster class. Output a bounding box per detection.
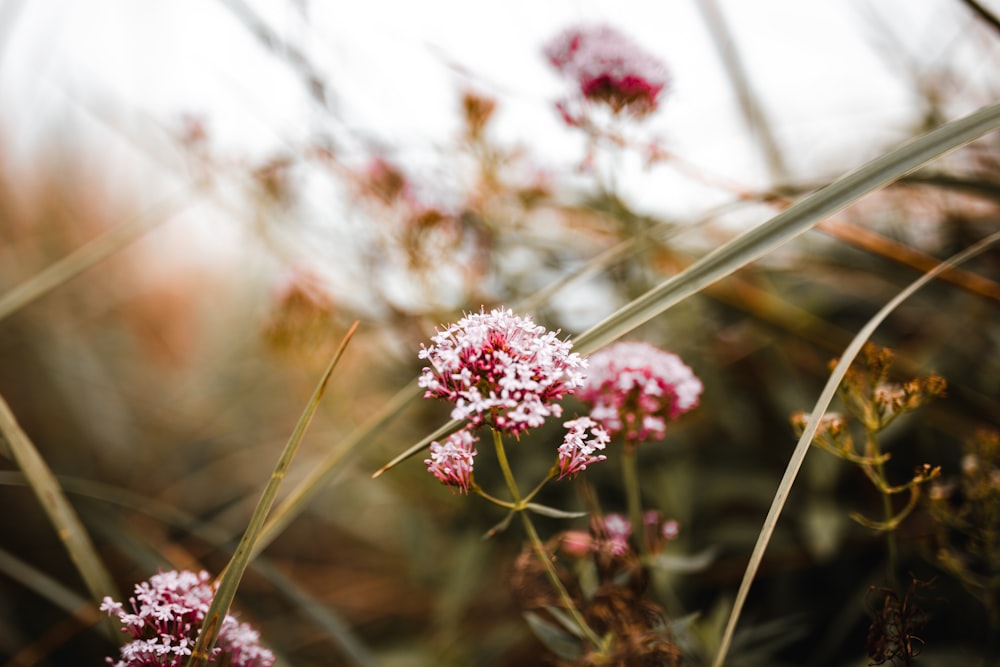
[424,428,478,494]
[557,416,610,479]
[579,341,702,446]
[100,569,274,667]
[419,307,610,492]
[544,24,670,117]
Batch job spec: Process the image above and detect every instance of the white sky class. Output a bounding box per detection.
[3,2,974,172]
[0,0,995,295]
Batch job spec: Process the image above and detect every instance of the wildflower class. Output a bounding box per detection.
[578,341,702,446]
[424,427,479,493]
[557,416,610,479]
[101,569,274,667]
[418,307,587,436]
[544,24,670,116]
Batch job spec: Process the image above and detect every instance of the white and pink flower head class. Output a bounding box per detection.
[544,24,670,117]
[579,341,702,447]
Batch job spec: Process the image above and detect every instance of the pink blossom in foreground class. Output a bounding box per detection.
[101,569,274,667]
[424,427,479,493]
[579,341,702,446]
[544,24,670,116]
[418,307,587,436]
[557,416,610,479]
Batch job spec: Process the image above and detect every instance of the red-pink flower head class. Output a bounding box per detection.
[579,341,702,446]
[101,569,274,667]
[418,307,587,436]
[424,427,478,493]
[544,24,670,116]
[557,416,610,479]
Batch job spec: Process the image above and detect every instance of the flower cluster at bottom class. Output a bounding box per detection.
[101,569,274,667]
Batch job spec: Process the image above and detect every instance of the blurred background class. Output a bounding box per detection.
[1,1,999,665]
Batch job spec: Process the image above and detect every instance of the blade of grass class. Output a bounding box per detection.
[0,194,188,324]
[185,321,358,667]
[710,229,1000,667]
[0,393,120,639]
[572,101,1000,356]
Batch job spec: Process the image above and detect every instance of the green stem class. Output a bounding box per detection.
[622,445,646,555]
[491,429,605,652]
[492,428,522,505]
[867,430,898,588]
[471,484,516,509]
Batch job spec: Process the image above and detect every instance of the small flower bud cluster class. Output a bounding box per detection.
[835,344,946,431]
[100,569,274,667]
[556,416,610,479]
[424,428,478,494]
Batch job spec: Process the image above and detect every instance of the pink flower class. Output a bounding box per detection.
[424,428,479,493]
[101,570,274,667]
[557,416,610,479]
[544,24,670,116]
[579,341,702,446]
[418,307,587,436]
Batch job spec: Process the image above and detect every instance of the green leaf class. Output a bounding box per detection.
[523,611,585,660]
[525,503,589,520]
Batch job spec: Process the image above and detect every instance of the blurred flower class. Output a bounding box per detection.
[578,341,702,447]
[544,24,670,117]
[101,569,274,667]
[557,416,610,479]
[424,427,479,493]
[461,90,497,142]
[418,307,587,436]
[601,513,633,557]
[559,530,594,558]
[359,156,411,205]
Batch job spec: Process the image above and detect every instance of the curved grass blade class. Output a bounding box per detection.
[0,393,121,640]
[185,321,358,667]
[572,101,1000,356]
[710,229,1000,667]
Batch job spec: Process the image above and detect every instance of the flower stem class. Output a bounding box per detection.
[867,429,898,589]
[622,445,646,555]
[491,429,605,652]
